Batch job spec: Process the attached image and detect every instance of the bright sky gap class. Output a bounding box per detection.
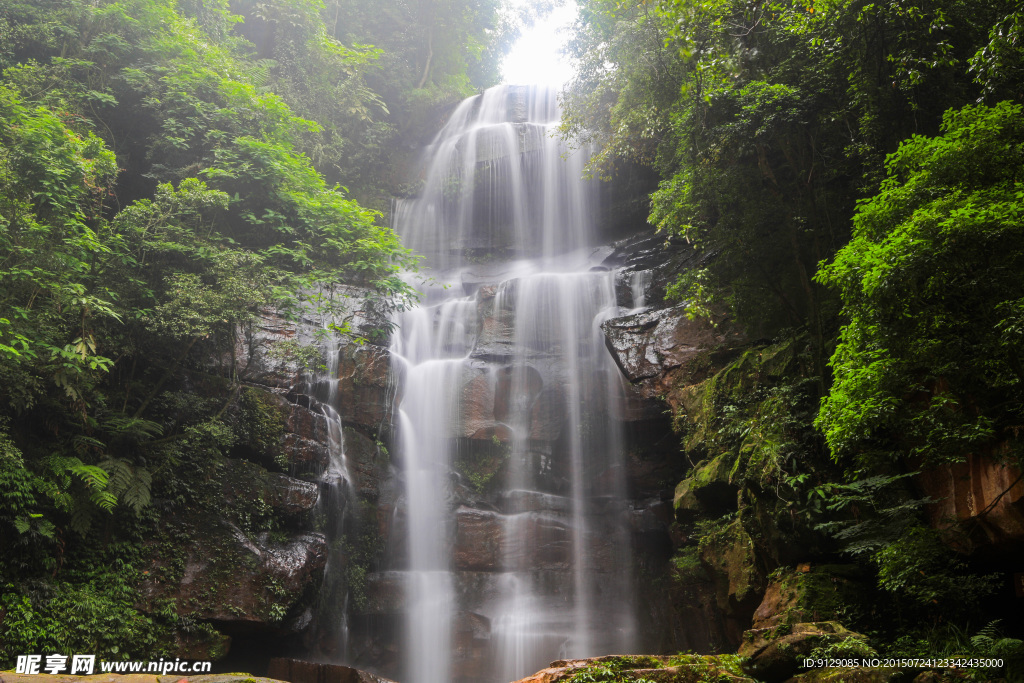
[501,1,578,86]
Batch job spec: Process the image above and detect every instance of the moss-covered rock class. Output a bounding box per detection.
[752,565,868,630]
[139,519,326,635]
[671,338,801,452]
[674,452,739,520]
[739,621,873,683]
[511,654,755,683]
[699,516,765,618]
[784,668,904,682]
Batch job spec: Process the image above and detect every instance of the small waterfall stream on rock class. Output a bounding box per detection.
[390,85,638,683]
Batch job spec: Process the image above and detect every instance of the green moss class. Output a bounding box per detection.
[453,437,510,493]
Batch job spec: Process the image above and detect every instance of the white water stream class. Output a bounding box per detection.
[390,85,636,683]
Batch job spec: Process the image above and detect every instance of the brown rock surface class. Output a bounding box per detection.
[266,657,396,683]
[453,506,575,571]
[917,453,1024,547]
[336,344,397,434]
[1,676,287,683]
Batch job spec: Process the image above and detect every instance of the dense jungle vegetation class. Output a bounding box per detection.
[562,0,1024,671]
[0,0,507,663]
[1,0,1023,676]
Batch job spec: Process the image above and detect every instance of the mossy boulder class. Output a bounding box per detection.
[739,621,872,683]
[674,452,739,520]
[699,517,765,618]
[753,565,868,630]
[671,338,801,451]
[139,519,326,635]
[784,668,904,682]
[511,654,756,683]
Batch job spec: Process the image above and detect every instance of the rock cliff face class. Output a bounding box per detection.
[136,301,396,662]
[151,227,1024,679]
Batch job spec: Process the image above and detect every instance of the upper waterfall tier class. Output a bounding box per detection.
[394,85,597,268]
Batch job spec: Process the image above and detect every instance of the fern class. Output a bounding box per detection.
[971,620,1024,659]
[99,458,153,514]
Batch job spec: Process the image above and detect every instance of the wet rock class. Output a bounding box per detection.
[358,571,407,615]
[454,361,565,445]
[281,433,330,473]
[267,657,397,683]
[453,506,574,571]
[602,305,723,383]
[286,403,328,444]
[140,521,326,631]
[343,426,390,501]
[510,654,755,683]
[336,344,398,435]
[739,622,870,683]
[499,489,573,514]
[452,611,492,681]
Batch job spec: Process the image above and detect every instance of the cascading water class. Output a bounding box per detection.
[390,84,637,683]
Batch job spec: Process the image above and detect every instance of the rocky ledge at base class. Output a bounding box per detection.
[509,654,755,683]
[0,662,396,683]
[0,675,287,683]
[508,652,1009,683]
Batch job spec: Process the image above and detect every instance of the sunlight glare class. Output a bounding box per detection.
[501,1,578,87]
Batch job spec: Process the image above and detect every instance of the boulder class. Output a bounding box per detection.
[752,564,867,630]
[739,622,872,683]
[601,305,731,402]
[510,654,755,683]
[140,521,326,631]
[222,458,319,516]
[266,657,397,683]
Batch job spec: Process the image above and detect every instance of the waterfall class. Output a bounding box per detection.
[390,84,636,683]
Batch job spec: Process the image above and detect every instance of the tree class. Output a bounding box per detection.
[816,101,1024,466]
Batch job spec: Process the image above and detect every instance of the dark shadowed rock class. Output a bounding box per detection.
[140,521,326,631]
[267,657,397,683]
[739,622,870,683]
[222,458,319,515]
[917,452,1024,549]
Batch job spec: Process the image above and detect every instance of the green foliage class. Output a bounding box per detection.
[807,636,877,662]
[0,556,175,665]
[873,526,998,611]
[0,0,507,663]
[817,101,1024,466]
